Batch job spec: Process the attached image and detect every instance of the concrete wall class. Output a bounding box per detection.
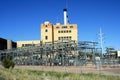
[117,50,120,57]
[7,40,12,49]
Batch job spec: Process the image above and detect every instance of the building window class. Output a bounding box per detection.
[45,36,48,40]
[69,30,71,33]
[67,36,68,39]
[22,44,25,47]
[62,26,67,28]
[70,26,73,28]
[58,37,60,40]
[61,37,63,40]
[22,44,35,47]
[56,26,59,29]
[69,36,72,40]
[58,30,70,33]
[45,29,48,32]
[66,30,68,33]
[45,25,48,27]
[64,37,66,39]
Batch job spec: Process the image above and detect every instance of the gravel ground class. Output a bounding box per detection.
[12,65,120,76]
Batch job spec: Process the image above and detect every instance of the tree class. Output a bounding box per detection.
[2,58,15,69]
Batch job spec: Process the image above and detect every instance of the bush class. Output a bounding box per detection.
[2,58,15,69]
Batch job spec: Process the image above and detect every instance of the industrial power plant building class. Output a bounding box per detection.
[41,22,77,43]
[17,8,78,47]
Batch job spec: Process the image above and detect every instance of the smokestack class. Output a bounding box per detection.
[63,8,68,25]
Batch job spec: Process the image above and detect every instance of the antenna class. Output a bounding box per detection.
[65,0,68,9]
[66,0,70,24]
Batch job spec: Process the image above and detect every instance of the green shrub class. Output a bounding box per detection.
[10,61,15,68]
[2,58,15,69]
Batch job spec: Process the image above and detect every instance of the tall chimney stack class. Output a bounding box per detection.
[63,8,68,25]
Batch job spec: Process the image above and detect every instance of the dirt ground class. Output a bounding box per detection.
[13,65,120,76]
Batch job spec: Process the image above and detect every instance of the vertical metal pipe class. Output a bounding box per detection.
[63,8,67,25]
[52,25,54,45]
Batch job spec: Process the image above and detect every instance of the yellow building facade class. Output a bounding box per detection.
[41,21,78,43]
[17,40,40,48]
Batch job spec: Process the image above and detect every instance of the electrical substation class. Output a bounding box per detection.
[0,40,119,67]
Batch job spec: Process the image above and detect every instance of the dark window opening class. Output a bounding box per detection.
[56,26,59,29]
[45,29,48,32]
[62,26,67,28]
[69,30,71,33]
[58,37,60,40]
[45,36,48,40]
[70,26,73,28]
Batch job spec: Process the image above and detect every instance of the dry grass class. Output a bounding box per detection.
[0,69,120,80]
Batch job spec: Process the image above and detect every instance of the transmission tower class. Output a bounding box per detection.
[99,28,104,58]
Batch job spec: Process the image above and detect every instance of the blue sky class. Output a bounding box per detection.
[0,0,120,50]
